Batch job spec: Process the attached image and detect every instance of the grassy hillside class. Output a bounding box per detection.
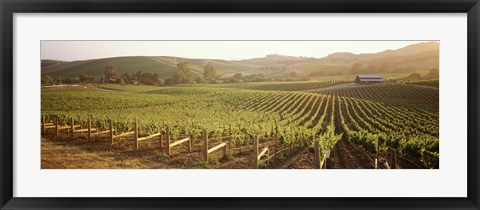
[42,56,249,80]
[320,42,439,69]
[41,59,65,68]
[179,58,248,75]
[43,56,177,80]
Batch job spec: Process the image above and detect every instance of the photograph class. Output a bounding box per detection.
[40,40,439,169]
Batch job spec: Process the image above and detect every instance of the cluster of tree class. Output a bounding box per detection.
[79,73,95,83]
[104,66,119,82]
[164,62,196,85]
[103,66,160,85]
[117,71,160,85]
[164,62,219,85]
[350,62,417,74]
[41,75,84,85]
[203,63,216,80]
[41,75,56,86]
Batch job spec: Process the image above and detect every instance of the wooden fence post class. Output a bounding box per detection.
[375,138,379,169]
[159,129,163,149]
[87,115,91,142]
[166,126,170,156]
[42,115,46,134]
[70,116,74,138]
[314,140,321,169]
[134,120,138,151]
[274,127,278,161]
[228,135,232,151]
[223,142,228,158]
[109,119,114,145]
[55,118,59,138]
[390,148,397,169]
[267,149,270,166]
[244,129,248,145]
[323,154,327,169]
[203,129,208,161]
[187,136,192,153]
[254,135,259,169]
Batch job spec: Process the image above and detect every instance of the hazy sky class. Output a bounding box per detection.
[41,41,429,61]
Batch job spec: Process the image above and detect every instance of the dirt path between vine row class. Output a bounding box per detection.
[327,138,374,169]
[410,84,439,90]
[285,138,375,169]
[280,148,308,169]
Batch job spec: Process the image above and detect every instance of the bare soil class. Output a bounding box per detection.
[41,132,422,169]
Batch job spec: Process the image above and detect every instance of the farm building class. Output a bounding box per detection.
[355,75,383,84]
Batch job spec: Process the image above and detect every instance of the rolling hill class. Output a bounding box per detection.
[322,42,439,68]
[42,56,178,80]
[41,41,439,80]
[41,59,65,68]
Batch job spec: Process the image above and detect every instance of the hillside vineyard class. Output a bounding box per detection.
[41,81,439,169]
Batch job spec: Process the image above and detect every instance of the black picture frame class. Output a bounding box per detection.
[1,0,479,209]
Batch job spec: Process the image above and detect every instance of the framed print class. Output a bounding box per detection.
[1,0,479,209]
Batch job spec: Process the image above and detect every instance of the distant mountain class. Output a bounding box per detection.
[378,41,439,56]
[322,42,439,68]
[41,41,439,80]
[324,52,358,60]
[237,54,314,66]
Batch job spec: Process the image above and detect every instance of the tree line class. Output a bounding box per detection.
[41,61,312,86]
[41,62,218,86]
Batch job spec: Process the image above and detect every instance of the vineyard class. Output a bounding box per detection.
[220,80,352,91]
[407,79,439,88]
[315,83,439,111]
[41,81,439,169]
